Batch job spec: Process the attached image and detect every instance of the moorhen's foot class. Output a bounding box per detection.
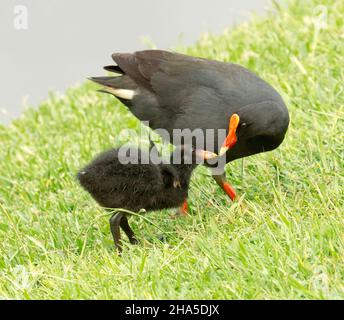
[109,211,124,253]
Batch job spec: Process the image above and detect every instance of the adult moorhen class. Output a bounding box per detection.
[91,50,289,203]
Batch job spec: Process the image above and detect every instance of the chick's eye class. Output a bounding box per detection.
[241,122,247,128]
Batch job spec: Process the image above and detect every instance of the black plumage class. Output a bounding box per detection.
[77,147,196,251]
[91,50,290,200]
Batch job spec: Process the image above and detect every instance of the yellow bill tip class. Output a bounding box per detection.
[219,146,229,156]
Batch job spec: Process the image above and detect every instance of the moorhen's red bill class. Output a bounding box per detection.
[91,50,289,202]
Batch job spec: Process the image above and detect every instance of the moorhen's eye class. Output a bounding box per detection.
[239,122,247,130]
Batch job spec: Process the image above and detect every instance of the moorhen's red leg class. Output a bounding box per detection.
[213,113,240,201]
[175,199,188,217]
[212,172,236,201]
[175,114,239,215]
[180,199,188,215]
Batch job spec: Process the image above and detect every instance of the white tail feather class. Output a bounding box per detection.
[103,86,135,100]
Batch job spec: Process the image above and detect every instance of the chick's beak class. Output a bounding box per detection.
[219,113,240,156]
[173,180,181,189]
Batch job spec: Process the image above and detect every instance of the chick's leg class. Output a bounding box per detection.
[109,212,124,253]
[120,214,138,245]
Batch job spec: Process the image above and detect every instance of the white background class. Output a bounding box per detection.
[0,0,268,123]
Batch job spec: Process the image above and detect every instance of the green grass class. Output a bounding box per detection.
[0,0,343,299]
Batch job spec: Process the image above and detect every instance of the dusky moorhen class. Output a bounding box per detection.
[91,50,289,202]
[77,146,214,251]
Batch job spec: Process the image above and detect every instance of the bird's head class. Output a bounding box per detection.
[219,100,290,161]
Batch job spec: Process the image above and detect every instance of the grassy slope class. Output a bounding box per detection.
[0,0,343,299]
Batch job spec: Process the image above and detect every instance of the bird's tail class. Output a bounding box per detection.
[90,65,137,101]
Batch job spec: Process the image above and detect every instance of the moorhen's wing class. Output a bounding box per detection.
[92,50,287,156]
[111,50,280,133]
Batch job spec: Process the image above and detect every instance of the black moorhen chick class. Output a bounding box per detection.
[77,146,211,251]
[91,50,289,202]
